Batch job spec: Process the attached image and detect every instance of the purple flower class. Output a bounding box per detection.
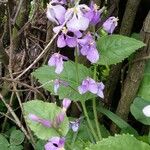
[62,98,71,111]
[53,26,82,48]
[85,1,101,25]
[48,53,68,74]
[28,114,52,128]
[102,16,118,34]
[78,77,98,94]
[78,33,99,63]
[45,137,65,150]
[51,0,67,5]
[70,119,80,132]
[46,1,66,25]
[97,82,105,98]
[53,79,69,94]
[65,4,90,31]
[53,112,65,128]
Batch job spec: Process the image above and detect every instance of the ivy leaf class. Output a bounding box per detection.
[32,61,96,102]
[23,100,69,140]
[10,130,25,145]
[130,97,150,125]
[97,35,145,65]
[85,134,150,150]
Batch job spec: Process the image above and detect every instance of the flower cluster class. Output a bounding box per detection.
[47,0,118,67]
[46,1,118,149]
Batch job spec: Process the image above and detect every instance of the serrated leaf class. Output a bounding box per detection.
[85,134,150,150]
[99,106,138,135]
[97,35,145,65]
[0,134,9,150]
[130,97,150,125]
[138,60,150,101]
[32,61,96,101]
[23,100,69,140]
[10,130,25,145]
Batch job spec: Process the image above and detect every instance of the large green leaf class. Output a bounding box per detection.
[130,97,150,125]
[32,61,96,101]
[10,130,24,145]
[23,100,69,140]
[85,134,150,150]
[99,106,138,135]
[138,60,150,101]
[97,35,145,65]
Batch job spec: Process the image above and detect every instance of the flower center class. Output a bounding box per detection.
[62,27,68,34]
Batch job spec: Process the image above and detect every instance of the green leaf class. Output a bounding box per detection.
[97,35,145,65]
[99,106,138,135]
[138,60,150,101]
[85,134,150,150]
[32,61,96,101]
[130,97,150,125]
[0,134,9,150]
[23,100,69,140]
[35,140,45,150]
[10,130,25,145]
[8,145,23,150]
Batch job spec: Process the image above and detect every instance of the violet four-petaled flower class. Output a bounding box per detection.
[65,4,91,31]
[48,53,68,74]
[46,1,66,25]
[85,1,101,25]
[78,33,99,63]
[78,77,105,98]
[78,77,98,94]
[45,137,65,150]
[102,16,118,34]
[28,114,52,128]
[53,26,82,48]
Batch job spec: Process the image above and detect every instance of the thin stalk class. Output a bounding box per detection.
[93,65,102,140]
[75,48,79,83]
[81,101,99,141]
[92,24,102,140]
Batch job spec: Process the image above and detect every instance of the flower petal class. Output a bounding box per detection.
[66,36,77,47]
[57,34,66,48]
[87,48,99,63]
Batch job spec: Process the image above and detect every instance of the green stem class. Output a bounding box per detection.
[81,101,99,141]
[93,65,102,140]
[74,47,98,142]
[75,48,79,83]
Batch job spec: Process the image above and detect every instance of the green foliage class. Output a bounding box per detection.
[130,97,150,125]
[138,60,150,101]
[23,100,69,140]
[8,145,23,150]
[32,61,96,101]
[99,106,138,135]
[97,35,145,65]
[10,130,25,146]
[85,134,150,150]
[0,134,9,150]
[35,140,45,150]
